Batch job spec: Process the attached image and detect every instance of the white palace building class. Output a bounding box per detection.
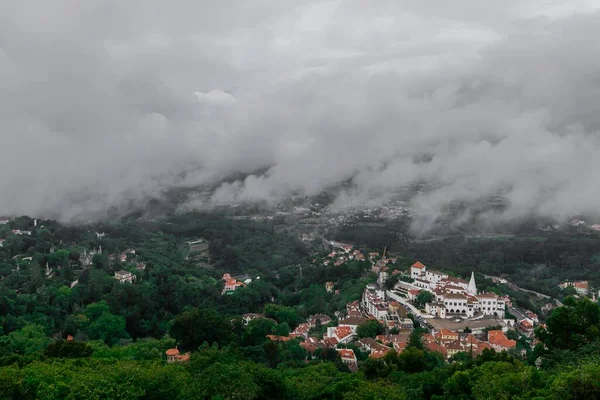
[408,261,506,319]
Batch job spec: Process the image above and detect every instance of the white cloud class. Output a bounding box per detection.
[1,0,600,226]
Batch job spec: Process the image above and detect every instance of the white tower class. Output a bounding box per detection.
[468,271,477,295]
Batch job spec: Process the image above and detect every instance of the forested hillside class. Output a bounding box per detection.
[1,214,600,399]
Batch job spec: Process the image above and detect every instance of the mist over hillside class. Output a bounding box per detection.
[3,1,600,229]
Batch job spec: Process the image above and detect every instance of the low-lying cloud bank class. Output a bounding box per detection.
[2,1,600,226]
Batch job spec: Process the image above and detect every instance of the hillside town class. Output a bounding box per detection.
[0,215,595,376]
[230,239,556,371]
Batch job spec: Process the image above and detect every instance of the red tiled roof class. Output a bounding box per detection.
[300,342,319,353]
[370,349,390,359]
[488,330,516,349]
[337,349,356,360]
[334,326,353,339]
[411,261,426,269]
[427,342,447,356]
[439,329,459,338]
[266,335,292,342]
[166,348,180,356]
[520,320,533,328]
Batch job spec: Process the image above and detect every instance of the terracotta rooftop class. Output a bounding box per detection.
[488,330,516,349]
[166,348,180,356]
[439,329,459,337]
[334,326,354,339]
[337,349,357,360]
[411,261,426,269]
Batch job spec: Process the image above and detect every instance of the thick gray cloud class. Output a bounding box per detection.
[1,0,600,224]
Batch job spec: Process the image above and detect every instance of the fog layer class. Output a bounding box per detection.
[2,1,600,223]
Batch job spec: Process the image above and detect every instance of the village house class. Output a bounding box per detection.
[307,314,332,328]
[525,311,539,324]
[487,330,517,352]
[519,320,535,337]
[165,348,190,363]
[222,273,245,294]
[559,280,589,295]
[445,340,468,358]
[293,323,311,338]
[114,270,135,284]
[336,349,358,371]
[300,340,322,355]
[325,281,335,293]
[326,326,355,344]
[344,300,362,317]
[436,329,460,342]
[358,337,392,357]
[241,313,264,325]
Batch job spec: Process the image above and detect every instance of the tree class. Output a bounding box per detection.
[170,307,233,351]
[44,340,93,358]
[264,304,302,329]
[415,291,434,308]
[0,324,51,356]
[274,322,291,337]
[243,318,276,346]
[537,298,600,350]
[407,329,425,350]
[356,320,384,338]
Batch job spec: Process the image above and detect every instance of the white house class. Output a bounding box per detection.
[114,270,135,284]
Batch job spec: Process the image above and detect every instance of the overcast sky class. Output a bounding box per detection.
[2,0,600,223]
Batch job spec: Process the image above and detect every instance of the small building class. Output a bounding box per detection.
[222,273,245,294]
[241,313,264,325]
[114,270,135,284]
[325,281,335,293]
[326,326,355,344]
[487,330,516,352]
[166,348,190,363]
[410,261,427,280]
[307,314,332,328]
[559,280,589,295]
[336,348,358,372]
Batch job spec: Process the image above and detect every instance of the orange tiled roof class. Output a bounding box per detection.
[166,348,180,356]
[370,349,390,359]
[337,349,356,360]
[335,326,353,339]
[411,261,426,269]
[427,342,447,356]
[439,329,459,337]
[488,330,516,349]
